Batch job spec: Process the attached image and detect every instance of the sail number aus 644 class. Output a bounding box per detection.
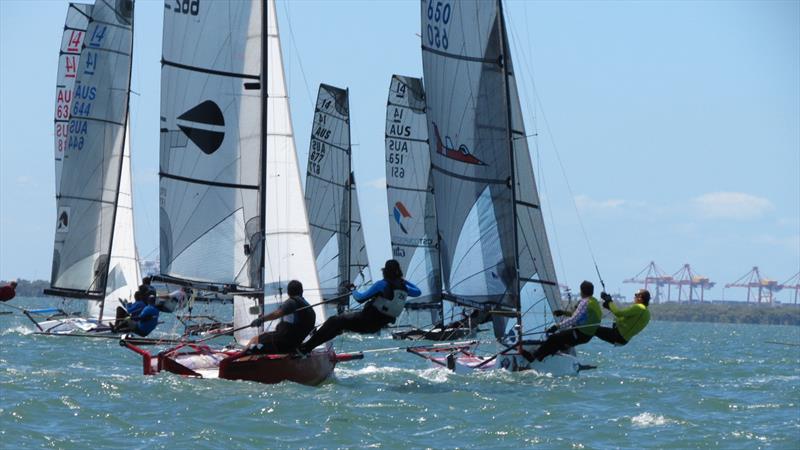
[171,0,200,16]
[426,1,452,50]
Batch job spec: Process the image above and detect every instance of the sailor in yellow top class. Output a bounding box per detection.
[596,289,651,345]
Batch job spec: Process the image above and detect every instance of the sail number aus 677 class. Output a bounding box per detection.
[172,0,199,16]
[426,1,451,50]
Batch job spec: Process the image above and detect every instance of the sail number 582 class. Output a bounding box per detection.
[426,1,451,50]
[173,0,199,15]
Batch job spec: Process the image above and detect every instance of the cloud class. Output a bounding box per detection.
[692,192,773,220]
[363,177,386,190]
[754,234,800,252]
[574,194,627,212]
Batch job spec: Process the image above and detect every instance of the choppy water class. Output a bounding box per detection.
[1,297,798,449]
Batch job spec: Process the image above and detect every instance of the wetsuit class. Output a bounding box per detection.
[299,279,421,352]
[250,296,316,354]
[134,304,160,337]
[596,302,650,345]
[0,285,16,302]
[113,299,147,332]
[529,296,601,361]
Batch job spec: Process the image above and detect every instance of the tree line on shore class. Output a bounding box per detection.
[4,279,798,326]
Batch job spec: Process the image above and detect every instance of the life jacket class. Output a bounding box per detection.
[276,296,316,339]
[578,296,602,336]
[369,279,408,318]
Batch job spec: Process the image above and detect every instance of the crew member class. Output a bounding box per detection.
[596,289,651,345]
[245,280,316,354]
[526,280,602,362]
[155,286,188,313]
[113,291,160,337]
[299,260,421,352]
[0,281,17,302]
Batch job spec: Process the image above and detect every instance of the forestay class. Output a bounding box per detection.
[54,2,92,192]
[421,0,559,338]
[50,0,134,306]
[305,84,371,310]
[159,0,262,290]
[385,75,442,308]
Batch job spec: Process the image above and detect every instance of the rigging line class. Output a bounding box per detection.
[506,9,604,287]
[505,11,570,288]
[281,0,314,111]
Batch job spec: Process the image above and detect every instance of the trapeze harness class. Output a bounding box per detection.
[368,279,409,319]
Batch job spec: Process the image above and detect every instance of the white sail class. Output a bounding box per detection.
[88,121,140,322]
[385,75,441,308]
[305,84,371,315]
[54,2,92,192]
[158,0,262,289]
[348,176,372,290]
[49,0,134,305]
[305,84,354,304]
[421,0,559,338]
[263,0,325,331]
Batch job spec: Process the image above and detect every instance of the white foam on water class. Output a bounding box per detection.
[335,363,452,383]
[1,325,34,335]
[630,412,673,428]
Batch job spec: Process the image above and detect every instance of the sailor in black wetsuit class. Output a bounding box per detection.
[299,260,421,352]
[245,280,316,355]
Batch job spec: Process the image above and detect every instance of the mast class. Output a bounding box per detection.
[497,0,522,341]
[345,88,353,298]
[259,0,268,293]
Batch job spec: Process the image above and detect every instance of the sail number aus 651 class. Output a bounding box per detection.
[426,1,451,50]
[172,0,199,16]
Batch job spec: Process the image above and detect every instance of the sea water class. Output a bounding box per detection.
[1,297,798,449]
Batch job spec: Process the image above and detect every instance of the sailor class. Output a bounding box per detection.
[596,289,651,345]
[133,294,160,337]
[0,280,17,302]
[526,280,602,362]
[299,260,421,352]
[142,276,157,297]
[155,286,188,313]
[113,290,160,337]
[245,280,315,354]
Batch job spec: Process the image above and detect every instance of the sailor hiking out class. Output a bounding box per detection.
[113,286,160,337]
[300,260,421,352]
[526,280,602,362]
[596,289,651,345]
[245,280,316,355]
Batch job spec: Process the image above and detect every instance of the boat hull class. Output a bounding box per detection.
[122,340,362,387]
[392,327,475,341]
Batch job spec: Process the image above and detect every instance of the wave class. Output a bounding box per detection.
[1,325,34,336]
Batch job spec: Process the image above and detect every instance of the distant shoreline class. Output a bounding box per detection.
[4,279,798,326]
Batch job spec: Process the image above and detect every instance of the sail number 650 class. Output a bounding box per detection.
[173,0,199,16]
[426,1,451,50]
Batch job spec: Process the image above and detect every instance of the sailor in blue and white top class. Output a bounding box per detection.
[299,260,421,352]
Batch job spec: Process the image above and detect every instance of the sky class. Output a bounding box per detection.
[0,0,798,302]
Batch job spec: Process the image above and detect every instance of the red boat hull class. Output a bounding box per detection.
[121,340,362,387]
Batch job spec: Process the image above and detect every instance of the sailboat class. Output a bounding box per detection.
[305,84,372,316]
[122,0,361,385]
[31,0,141,336]
[406,0,583,374]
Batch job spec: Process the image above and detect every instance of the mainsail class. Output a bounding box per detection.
[159,0,262,290]
[305,84,371,313]
[384,75,442,309]
[48,0,136,323]
[420,0,560,339]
